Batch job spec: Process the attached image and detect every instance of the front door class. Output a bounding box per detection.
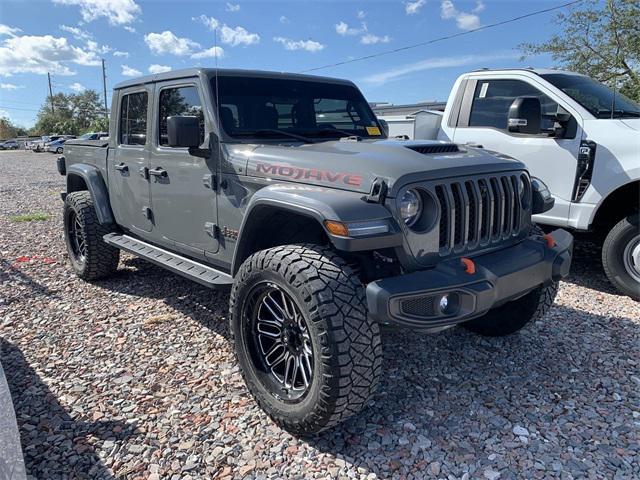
[109,88,153,233]
[149,81,219,257]
[452,76,584,225]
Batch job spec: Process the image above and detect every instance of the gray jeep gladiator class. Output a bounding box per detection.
[58,68,573,435]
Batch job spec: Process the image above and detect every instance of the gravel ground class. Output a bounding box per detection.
[1,150,638,480]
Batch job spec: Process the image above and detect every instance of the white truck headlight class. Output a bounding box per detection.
[399,189,422,227]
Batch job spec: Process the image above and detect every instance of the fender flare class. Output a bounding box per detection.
[66,163,115,226]
[230,183,401,275]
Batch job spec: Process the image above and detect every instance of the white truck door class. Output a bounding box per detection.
[449,76,584,227]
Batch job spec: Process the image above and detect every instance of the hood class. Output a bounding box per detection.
[242,139,525,195]
[620,118,640,131]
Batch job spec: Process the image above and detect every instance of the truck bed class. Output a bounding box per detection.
[63,140,110,178]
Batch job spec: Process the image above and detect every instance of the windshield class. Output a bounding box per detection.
[541,73,640,119]
[78,133,93,140]
[211,76,385,141]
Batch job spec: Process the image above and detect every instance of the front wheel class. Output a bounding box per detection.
[602,214,640,300]
[229,245,382,436]
[56,147,63,154]
[462,282,559,337]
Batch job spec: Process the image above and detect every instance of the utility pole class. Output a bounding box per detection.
[101,59,109,119]
[47,72,55,114]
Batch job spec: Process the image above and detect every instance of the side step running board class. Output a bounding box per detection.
[103,233,232,288]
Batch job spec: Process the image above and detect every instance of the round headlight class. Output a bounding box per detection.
[399,189,422,227]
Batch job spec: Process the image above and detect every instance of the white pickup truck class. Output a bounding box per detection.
[379,68,639,300]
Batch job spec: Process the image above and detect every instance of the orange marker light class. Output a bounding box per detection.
[461,257,476,275]
[543,234,556,248]
[324,220,349,237]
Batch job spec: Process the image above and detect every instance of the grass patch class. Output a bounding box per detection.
[10,212,50,222]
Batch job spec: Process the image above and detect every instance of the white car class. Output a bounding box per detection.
[379,69,639,299]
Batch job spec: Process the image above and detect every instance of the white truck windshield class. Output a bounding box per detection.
[541,73,640,119]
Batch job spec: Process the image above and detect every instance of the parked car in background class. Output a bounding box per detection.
[45,138,67,154]
[378,68,640,300]
[32,136,60,152]
[77,132,108,141]
[0,139,19,150]
[31,135,75,152]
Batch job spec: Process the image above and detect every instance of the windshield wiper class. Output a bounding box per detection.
[596,109,640,119]
[308,128,360,139]
[234,129,315,143]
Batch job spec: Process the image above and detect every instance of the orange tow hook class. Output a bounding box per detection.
[543,234,556,248]
[460,257,476,275]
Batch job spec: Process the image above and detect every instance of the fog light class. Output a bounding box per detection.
[438,293,460,315]
[439,295,449,312]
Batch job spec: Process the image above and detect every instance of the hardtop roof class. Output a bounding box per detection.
[113,67,355,90]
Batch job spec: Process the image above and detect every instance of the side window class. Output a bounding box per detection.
[469,79,557,131]
[159,86,204,146]
[119,92,148,146]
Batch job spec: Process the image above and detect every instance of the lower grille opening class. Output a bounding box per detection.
[400,295,437,317]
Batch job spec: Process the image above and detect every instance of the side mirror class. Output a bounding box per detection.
[167,116,201,148]
[507,97,541,135]
[378,119,389,136]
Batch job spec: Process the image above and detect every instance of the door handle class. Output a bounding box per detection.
[114,163,129,172]
[149,167,168,177]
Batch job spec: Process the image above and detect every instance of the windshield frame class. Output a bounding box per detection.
[209,73,387,143]
[541,72,640,119]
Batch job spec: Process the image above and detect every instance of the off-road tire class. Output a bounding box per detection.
[602,214,640,301]
[229,244,382,436]
[462,225,559,336]
[63,191,119,280]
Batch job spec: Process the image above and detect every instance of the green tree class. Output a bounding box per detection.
[88,116,109,133]
[520,0,640,102]
[33,89,108,136]
[0,117,27,139]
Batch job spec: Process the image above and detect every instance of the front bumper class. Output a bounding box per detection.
[366,229,573,330]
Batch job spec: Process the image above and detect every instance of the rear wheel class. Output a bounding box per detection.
[56,147,63,154]
[602,214,640,300]
[64,191,119,280]
[230,244,382,435]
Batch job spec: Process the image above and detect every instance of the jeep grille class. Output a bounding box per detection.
[435,173,530,255]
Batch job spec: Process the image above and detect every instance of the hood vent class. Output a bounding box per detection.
[407,144,459,154]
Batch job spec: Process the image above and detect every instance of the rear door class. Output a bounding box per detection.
[149,80,219,257]
[451,75,584,224]
[109,88,153,233]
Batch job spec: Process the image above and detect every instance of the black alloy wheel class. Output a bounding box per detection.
[243,282,313,401]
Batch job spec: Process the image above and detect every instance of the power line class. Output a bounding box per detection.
[0,104,108,114]
[301,0,584,73]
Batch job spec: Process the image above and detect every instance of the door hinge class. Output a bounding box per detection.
[204,222,219,238]
[365,177,388,204]
[202,173,217,191]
